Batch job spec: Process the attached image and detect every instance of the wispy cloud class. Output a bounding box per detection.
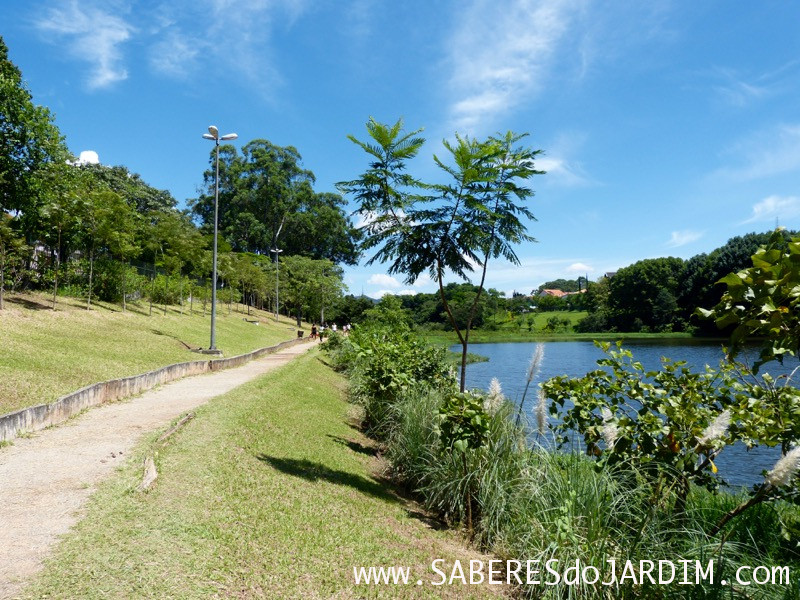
[35,0,313,95]
[710,61,800,109]
[445,0,579,132]
[343,0,376,39]
[742,195,800,224]
[713,123,800,181]
[35,0,133,90]
[665,230,704,248]
[537,157,583,186]
[145,0,308,93]
[712,68,769,108]
[149,31,201,79]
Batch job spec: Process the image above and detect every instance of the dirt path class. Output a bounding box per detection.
[0,340,318,599]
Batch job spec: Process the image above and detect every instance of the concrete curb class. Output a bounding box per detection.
[0,337,305,443]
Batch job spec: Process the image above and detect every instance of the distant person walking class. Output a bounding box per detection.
[310,324,318,340]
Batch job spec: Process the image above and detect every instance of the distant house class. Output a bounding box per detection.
[604,271,617,279]
[536,289,568,298]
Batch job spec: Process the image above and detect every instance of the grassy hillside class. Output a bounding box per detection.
[0,292,307,416]
[24,351,507,599]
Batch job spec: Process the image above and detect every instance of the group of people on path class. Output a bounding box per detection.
[309,322,351,342]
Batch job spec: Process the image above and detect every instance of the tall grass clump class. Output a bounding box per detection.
[324,329,800,599]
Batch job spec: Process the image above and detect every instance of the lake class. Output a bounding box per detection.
[453,340,795,488]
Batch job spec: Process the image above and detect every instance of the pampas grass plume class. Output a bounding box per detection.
[765,446,800,489]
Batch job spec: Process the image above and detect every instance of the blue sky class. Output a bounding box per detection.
[4,0,800,298]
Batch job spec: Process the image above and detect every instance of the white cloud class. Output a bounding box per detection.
[714,124,800,182]
[566,262,593,273]
[742,195,800,224]
[445,0,578,131]
[36,1,133,90]
[367,273,402,288]
[665,230,704,248]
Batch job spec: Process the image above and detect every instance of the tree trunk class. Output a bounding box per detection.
[435,260,467,391]
[52,228,61,310]
[87,249,94,310]
[149,258,156,316]
[121,260,128,312]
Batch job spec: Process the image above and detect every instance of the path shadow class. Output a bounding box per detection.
[256,454,400,504]
[326,435,377,457]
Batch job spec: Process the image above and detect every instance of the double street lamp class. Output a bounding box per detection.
[202,125,238,351]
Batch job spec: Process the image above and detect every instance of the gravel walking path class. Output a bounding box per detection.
[0,340,318,599]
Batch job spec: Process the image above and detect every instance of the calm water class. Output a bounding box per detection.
[453,340,794,487]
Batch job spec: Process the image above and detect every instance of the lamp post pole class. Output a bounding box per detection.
[203,125,237,351]
[271,247,283,321]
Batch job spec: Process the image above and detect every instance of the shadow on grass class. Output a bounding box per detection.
[326,435,376,457]
[5,295,53,310]
[256,454,400,504]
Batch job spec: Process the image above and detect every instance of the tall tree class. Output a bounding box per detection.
[190,139,360,263]
[339,118,543,391]
[0,35,67,222]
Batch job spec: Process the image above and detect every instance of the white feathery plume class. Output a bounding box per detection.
[515,343,545,427]
[765,446,800,489]
[601,407,618,450]
[526,343,544,383]
[484,377,504,416]
[535,387,548,435]
[697,410,731,448]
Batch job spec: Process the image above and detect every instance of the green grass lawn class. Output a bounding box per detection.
[24,351,508,599]
[0,292,306,416]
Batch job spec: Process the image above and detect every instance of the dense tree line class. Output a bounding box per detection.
[0,35,350,325]
[577,230,798,334]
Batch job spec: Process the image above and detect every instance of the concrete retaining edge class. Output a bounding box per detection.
[0,337,306,443]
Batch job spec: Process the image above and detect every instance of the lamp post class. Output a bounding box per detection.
[271,246,283,321]
[202,125,238,351]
